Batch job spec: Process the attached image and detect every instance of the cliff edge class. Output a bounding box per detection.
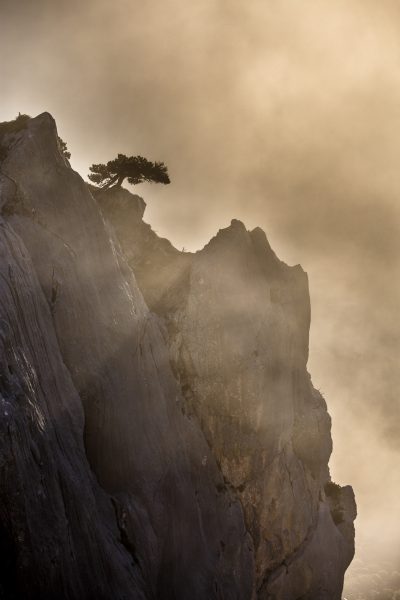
[0,113,356,599]
[98,187,357,599]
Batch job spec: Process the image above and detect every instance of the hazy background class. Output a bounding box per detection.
[1,0,399,596]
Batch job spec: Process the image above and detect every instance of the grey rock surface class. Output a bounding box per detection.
[99,187,357,599]
[0,114,253,599]
[0,112,356,599]
[0,218,144,599]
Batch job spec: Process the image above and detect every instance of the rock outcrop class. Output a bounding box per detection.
[0,113,355,599]
[98,189,357,599]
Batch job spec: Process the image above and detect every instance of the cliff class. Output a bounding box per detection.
[0,113,356,599]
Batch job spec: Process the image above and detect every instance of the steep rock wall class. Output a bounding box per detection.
[0,219,144,599]
[0,112,356,599]
[0,114,253,599]
[99,188,357,600]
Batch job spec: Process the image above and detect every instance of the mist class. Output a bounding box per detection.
[1,0,399,595]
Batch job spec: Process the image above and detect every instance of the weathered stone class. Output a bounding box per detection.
[99,185,356,599]
[0,112,356,599]
[0,219,145,599]
[0,114,253,599]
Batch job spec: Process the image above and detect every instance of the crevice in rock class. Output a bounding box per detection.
[111,498,140,566]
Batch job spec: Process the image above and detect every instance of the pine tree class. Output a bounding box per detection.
[88,154,170,189]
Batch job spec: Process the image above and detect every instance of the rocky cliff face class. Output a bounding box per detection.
[0,113,355,599]
[98,190,357,599]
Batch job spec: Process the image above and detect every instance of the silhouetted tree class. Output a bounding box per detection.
[88,154,170,190]
[58,136,71,159]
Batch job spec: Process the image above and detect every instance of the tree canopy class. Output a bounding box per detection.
[88,154,170,190]
[58,136,71,159]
